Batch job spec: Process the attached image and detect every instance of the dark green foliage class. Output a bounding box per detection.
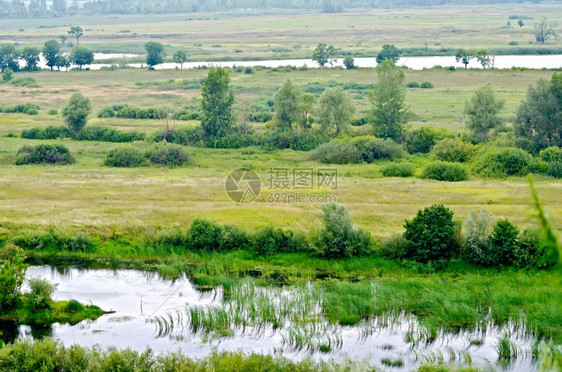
[69,45,94,70]
[314,203,372,258]
[420,81,434,89]
[343,56,355,69]
[67,233,94,253]
[1,103,40,115]
[27,278,56,312]
[432,138,476,163]
[0,255,27,311]
[252,227,296,256]
[514,229,543,268]
[406,81,420,88]
[65,299,84,313]
[151,126,205,146]
[262,128,328,151]
[547,161,562,178]
[42,40,61,71]
[15,144,75,165]
[473,147,533,177]
[220,225,251,251]
[144,41,166,68]
[201,67,234,137]
[486,219,519,267]
[539,146,562,163]
[103,147,145,167]
[464,84,505,142]
[376,44,400,64]
[62,93,91,134]
[403,204,457,262]
[11,230,94,253]
[205,131,259,149]
[188,219,224,251]
[309,140,361,164]
[312,43,337,67]
[381,162,415,177]
[404,126,445,154]
[422,162,469,182]
[351,136,404,161]
[147,143,189,167]
[274,79,302,130]
[21,126,72,140]
[78,126,146,143]
[379,233,408,259]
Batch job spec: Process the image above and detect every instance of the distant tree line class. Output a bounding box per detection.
[0,0,555,18]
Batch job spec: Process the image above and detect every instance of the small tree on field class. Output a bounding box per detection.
[298,93,316,131]
[173,50,188,69]
[464,84,505,142]
[274,79,302,130]
[21,46,40,71]
[518,20,524,28]
[68,26,83,44]
[62,93,92,134]
[312,43,337,67]
[70,45,94,71]
[475,49,493,70]
[43,40,62,72]
[534,17,558,44]
[318,87,355,135]
[144,41,166,69]
[0,43,19,72]
[343,56,355,69]
[455,48,474,69]
[201,67,234,137]
[486,219,519,266]
[376,44,400,64]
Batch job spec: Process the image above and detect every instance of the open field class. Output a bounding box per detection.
[1,4,562,61]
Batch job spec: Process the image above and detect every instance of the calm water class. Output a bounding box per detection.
[30,53,562,71]
[0,266,549,371]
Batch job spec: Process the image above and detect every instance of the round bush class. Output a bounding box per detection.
[420,81,434,89]
[148,144,189,167]
[351,136,404,162]
[404,126,445,154]
[15,144,75,165]
[104,146,145,167]
[66,299,85,313]
[48,109,58,115]
[547,161,562,178]
[381,162,415,177]
[309,141,361,164]
[432,138,476,163]
[422,161,469,182]
[473,147,533,178]
[406,81,420,88]
[539,146,562,164]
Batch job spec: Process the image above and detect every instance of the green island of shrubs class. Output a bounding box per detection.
[104,143,190,167]
[15,144,75,165]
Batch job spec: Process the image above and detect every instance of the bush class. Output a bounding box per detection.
[547,161,562,178]
[379,233,407,259]
[539,146,562,163]
[461,209,495,265]
[206,132,259,149]
[15,144,75,165]
[486,219,519,267]
[97,107,115,118]
[220,225,251,251]
[420,81,434,89]
[351,136,404,162]
[147,143,189,167]
[473,147,533,178]
[249,111,273,123]
[404,126,445,154]
[309,140,361,164]
[422,162,469,182]
[314,203,372,258]
[0,243,25,262]
[78,126,146,143]
[252,227,296,256]
[514,229,543,269]
[47,109,58,115]
[150,126,205,146]
[188,219,224,251]
[27,278,56,312]
[67,233,94,253]
[104,146,145,167]
[406,81,420,88]
[21,126,72,140]
[432,138,476,163]
[65,299,85,313]
[381,162,415,177]
[403,204,457,262]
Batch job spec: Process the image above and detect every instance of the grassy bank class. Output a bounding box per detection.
[1,300,107,326]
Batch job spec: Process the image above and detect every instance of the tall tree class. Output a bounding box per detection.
[515,77,561,149]
[68,26,84,44]
[455,48,474,69]
[63,93,92,134]
[312,43,337,67]
[70,45,94,70]
[534,17,558,44]
[274,79,302,130]
[376,44,400,64]
[464,84,505,142]
[43,40,61,72]
[21,46,40,71]
[299,93,317,131]
[0,43,18,72]
[173,50,188,69]
[369,60,409,142]
[201,67,235,137]
[318,87,355,134]
[475,48,493,70]
[144,41,166,69]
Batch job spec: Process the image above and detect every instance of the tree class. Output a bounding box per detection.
[59,35,68,46]
[0,43,19,72]
[144,41,166,69]
[534,17,558,44]
[515,76,562,149]
[475,48,493,70]
[200,67,234,137]
[173,50,188,69]
[343,56,355,69]
[486,219,519,266]
[376,44,400,64]
[518,20,524,28]
[369,59,409,142]
[43,40,61,72]
[318,87,355,134]
[21,46,40,71]
[464,84,505,142]
[403,204,457,263]
[56,55,71,71]
[455,48,474,69]
[298,93,316,130]
[312,43,337,67]
[62,93,92,134]
[2,68,13,82]
[274,79,302,130]
[68,26,83,44]
[0,246,27,311]
[70,45,94,70]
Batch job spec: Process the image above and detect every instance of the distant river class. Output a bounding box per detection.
[31,53,562,71]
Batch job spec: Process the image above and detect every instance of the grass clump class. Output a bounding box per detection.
[381,357,404,367]
[15,144,75,165]
[422,161,469,181]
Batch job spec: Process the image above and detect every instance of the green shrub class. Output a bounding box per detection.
[351,136,404,162]
[514,229,543,269]
[21,126,72,140]
[314,203,373,258]
[252,227,296,256]
[97,107,116,118]
[147,143,189,167]
[547,161,562,178]
[220,225,251,251]
[2,68,13,81]
[403,204,457,262]
[206,132,259,149]
[406,81,420,88]
[67,233,94,253]
[0,256,26,311]
[65,299,85,313]
[154,228,186,249]
[473,147,533,177]
[404,126,446,154]
[150,126,205,146]
[188,219,224,251]
[78,126,146,143]
[381,162,415,177]
[420,81,434,89]
[27,278,56,312]
[485,219,519,266]
[47,109,58,115]
[262,128,328,151]
[309,140,361,164]
[539,146,562,163]
[15,144,75,165]
[104,147,145,167]
[432,138,476,162]
[422,162,469,182]
[462,209,495,265]
[0,243,25,262]
[379,233,407,259]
